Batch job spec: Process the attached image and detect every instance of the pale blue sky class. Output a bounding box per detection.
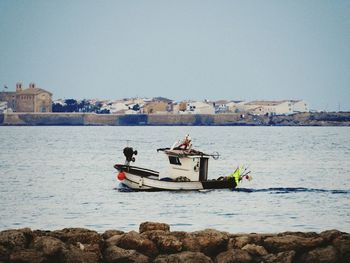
[0,0,349,111]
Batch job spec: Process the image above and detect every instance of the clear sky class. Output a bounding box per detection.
[0,0,349,111]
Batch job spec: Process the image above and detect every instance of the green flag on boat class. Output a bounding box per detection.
[230,167,241,185]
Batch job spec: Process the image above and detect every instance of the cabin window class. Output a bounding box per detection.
[169,156,181,165]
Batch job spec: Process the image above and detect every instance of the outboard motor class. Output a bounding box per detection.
[123,147,137,165]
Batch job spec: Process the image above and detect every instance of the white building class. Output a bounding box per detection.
[185,101,215,114]
[123,98,148,106]
[225,101,247,113]
[243,101,292,115]
[108,102,129,114]
[0,101,8,113]
[242,100,309,116]
[99,100,142,114]
[290,100,308,113]
[214,100,229,113]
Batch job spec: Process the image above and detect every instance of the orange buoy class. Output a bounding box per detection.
[117,171,126,181]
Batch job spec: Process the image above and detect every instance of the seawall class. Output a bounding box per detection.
[0,222,349,263]
[0,112,350,126]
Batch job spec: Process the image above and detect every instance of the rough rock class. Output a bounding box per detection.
[116,230,158,257]
[278,231,319,238]
[300,245,338,263]
[50,228,101,245]
[216,249,253,263]
[83,243,103,260]
[0,228,33,250]
[33,236,65,257]
[182,229,229,257]
[62,244,100,263]
[233,236,250,249]
[171,231,189,240]
[101,230,124,240]
[263,234,324,253]
[9,249,45,263]
[32,230,52,237]
[332,234,350,262]
[262,250,296,263]
[105,234,123,248]
[104,245,149,263]
[0,245,9,261]
[142,230,182,254]
[170,231,190,244]
[139,222,170,233]
[242,243,268,256]
[320,230,342,242]
[154,251,212,263]
[0,228,33,262]
[229,233,270,249]
[1,223,349,263]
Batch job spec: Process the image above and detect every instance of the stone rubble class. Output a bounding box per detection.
[0,222,349,262]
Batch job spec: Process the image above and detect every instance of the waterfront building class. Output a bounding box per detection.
[184,101,215,114]
[0,82,52,112]
[214,100,230,113]
[291,100,309,113]
[109,102,130,114]
[123,97,148,106]
[142,100,171,114]
[243,100,292,115]
[172,101,187,114]
[225,101,247,113]
[242,100,309,115]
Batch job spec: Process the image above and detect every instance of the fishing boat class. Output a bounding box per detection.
[114,135,251,191]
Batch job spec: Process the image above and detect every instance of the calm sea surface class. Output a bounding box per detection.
[0,126,349,233]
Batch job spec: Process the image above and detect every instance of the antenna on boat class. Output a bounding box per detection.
[211,152,220,160]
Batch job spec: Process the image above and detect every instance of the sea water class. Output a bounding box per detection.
[0,126,349,233]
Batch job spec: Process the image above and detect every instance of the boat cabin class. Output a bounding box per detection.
[158,149,209,181]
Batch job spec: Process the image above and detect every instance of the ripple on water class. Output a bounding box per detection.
[0,126,349,233]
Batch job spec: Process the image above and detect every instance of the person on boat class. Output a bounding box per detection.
[177,134,192,150]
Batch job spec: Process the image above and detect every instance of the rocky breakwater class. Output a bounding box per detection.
[0,222,349,263]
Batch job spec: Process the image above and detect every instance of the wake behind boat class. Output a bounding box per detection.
[114,135,251,191]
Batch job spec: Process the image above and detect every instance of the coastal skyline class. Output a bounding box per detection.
[1,0,350,111]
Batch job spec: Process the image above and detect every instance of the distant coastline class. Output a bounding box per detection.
[0,112,350,126]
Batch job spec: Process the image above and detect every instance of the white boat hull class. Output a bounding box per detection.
[115,164,237,191]
[123,172,204,191]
